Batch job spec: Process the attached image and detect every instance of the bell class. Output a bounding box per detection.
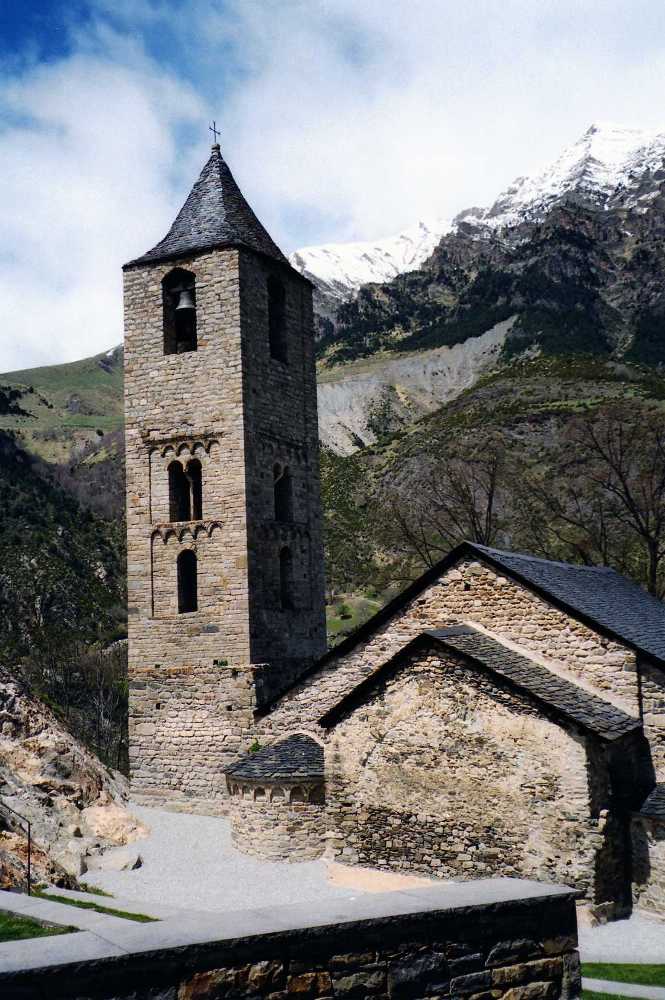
[175,288,195,311]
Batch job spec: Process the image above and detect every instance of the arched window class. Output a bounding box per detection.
[177,550,197,613]
[187,459,203,520]
[168,462,191,522]
[163,268,197,355]
[267,275,287,363]
[279,546,294,610]
[273,464,293,523]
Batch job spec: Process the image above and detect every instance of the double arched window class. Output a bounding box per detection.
[163,268,197,355]
[168,459,203,522]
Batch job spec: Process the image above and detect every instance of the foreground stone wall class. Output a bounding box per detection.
[326,646,630,910]
[261,558,639,743]
[0,884,581,1000]
[226,780,325,861]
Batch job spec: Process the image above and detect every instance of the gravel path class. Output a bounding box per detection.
[84,804,665,961]
[83,804,362,913]
[583,980,665,1000]
[578,912,665,963]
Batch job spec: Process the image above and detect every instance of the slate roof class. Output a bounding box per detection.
[638,783,665,820]
[224,734,323,783]
[125,145,288,268]
[471,544,665,667]
[427,626,640,741]
[321,625,641,742]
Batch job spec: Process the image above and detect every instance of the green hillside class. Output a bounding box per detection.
[0,346,123,463]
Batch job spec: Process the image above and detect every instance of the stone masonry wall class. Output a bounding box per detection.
[227,781,325,861]
[1,888,581,1000]
[260,558,639,743]
[640,659,665,779]
[632,814,665,917]
[239,252,327,669]
[125,248,254,812]
[326,646,626,907]
[124,245,324,813]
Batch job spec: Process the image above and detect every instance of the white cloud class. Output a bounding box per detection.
[4,0,665,368]
[0,26,204,371]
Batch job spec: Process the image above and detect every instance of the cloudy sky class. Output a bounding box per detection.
[3,0,665,370]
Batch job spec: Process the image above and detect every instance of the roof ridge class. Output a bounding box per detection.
[472,543,617,574]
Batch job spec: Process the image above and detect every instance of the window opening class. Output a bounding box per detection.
[177,550,198,613]
[279,546,294,610]
[273,464,293,522]
[163,269,197,355]
[267,275,287,362]
[187,459,203,520]
[168,462,191,522]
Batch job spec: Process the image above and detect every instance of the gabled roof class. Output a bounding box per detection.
[125,145,288,269]
[470,544,665,666]
[312,541,665,678]
[224,734,323,783]
[321,625,640,742]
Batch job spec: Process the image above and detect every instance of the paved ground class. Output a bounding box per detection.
[579,912,665,963]
[583,980,665,1000]
[84,804,665,962]
[83,804,363,913]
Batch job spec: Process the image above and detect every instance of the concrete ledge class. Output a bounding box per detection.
[0,878,580,1000]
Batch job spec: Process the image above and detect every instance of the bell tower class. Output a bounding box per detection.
[123,143,326,813]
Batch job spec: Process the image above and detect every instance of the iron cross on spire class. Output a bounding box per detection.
[209,120,221,145]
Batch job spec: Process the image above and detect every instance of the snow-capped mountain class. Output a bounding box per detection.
[292,124,665,317]
[289,218,451,321]
[459,123,665,232]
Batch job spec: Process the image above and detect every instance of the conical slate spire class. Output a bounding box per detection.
[127,145,288,267]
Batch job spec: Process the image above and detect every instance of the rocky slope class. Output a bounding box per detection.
[321,128,665,376]
[0,664,145,888]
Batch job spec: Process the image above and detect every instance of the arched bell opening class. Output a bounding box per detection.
[163,268,197,355]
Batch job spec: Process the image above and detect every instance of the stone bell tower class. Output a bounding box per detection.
[123,142,326,813]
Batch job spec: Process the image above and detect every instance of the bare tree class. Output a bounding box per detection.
[515,404,665,596]
[384,442,505,577]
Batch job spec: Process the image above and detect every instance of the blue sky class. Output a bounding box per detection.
[4,0,665,369]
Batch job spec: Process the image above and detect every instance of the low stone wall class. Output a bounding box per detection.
[632,813,665,917]
[227,780,325,861]
[0,881,581,1000]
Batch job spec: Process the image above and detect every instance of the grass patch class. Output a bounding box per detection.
[78,882,114,898]
[0,910,76,942]
[35,891,158,923]
[326,595,382,644]
[582,964,665,988]
[582,992,636,1000]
